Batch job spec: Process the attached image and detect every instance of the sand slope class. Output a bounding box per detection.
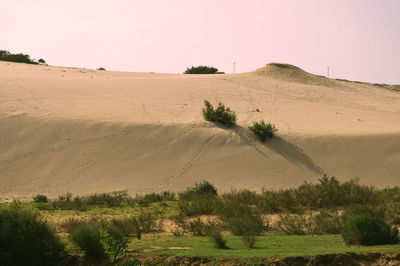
[0,61,399,199]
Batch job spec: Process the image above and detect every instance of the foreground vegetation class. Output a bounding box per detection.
[1,177,400,265]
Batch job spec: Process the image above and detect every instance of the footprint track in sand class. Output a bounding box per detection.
[140,132,218,194]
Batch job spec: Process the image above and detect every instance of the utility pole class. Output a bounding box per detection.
[327,66,330,78]
[233,62,236,74]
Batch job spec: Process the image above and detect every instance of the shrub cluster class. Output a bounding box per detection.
[248,120,277,142]
[0,208,65,266]
[342,215,399,245]
[202,100,237,127]
[184,65,218,74]
[0,49,45,65]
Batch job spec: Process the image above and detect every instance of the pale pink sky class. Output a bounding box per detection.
[2,0,400,84]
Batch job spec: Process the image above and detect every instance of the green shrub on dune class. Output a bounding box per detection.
[202,100,237,127]
[248,120,277,142]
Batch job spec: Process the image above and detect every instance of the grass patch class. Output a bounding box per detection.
[130,234,400,258]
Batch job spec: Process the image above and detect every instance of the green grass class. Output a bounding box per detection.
[130,234,400,259]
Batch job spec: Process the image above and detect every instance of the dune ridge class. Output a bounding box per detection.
[0,61,399,199]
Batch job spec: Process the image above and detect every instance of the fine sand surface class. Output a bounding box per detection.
[0,61,399,199]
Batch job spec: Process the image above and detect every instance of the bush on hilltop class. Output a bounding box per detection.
[184,65,218,74]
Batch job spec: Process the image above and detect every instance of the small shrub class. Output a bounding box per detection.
[99,226,128,263]
[97,67,106,70]
[129,211,161,236]
[59,217,96,234]
[342,204,386,222]
[222,189,259,205]
[0,208,65,265]
[276,213,309,235]
[243,234,257,249]
[208,229,227,249]
[33,194,48,203]
[70,225,105,259]
[202,100,237,127]
[385,203,400,225]
[184,65,218,74]
[341,215,399,245]
[248,120,277,141]
[183,218,219,236]
[110,217,136,236]
[180,181,218,200]
[309,210,343,234]
[85,191,127,207]
[178,194,219,216]
[218,201,265,236]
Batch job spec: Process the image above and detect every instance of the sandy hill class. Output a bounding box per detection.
[0,61,399,199]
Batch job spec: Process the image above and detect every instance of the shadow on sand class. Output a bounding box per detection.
[227,125,325,175]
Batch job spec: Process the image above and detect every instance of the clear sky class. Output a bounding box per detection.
[2,0,400,84]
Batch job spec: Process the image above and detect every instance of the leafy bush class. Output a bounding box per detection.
[243,234,257,249]
[70,225,105,259]
[222,189,259,205]
[130,211,161,235]
[59,217,97,234]
[178,194,219,216]
[33,194,48,203]
[248,120,277,141]
[184,65,218,74]
[0,49,40,64]
[135,191,176,204]
[309,210,343,234]
[183,218,220,236]
[385,203,400,225]
[276,213,309,235]
[342,204,386,222]
[218,201,265,236]
[99,226,129,263]
[85,191,127,207]
[0,208,65,265]
[208,229,227,249]
[341,215,399,245]
[179,181,218,200]
[202,100,237,127]
[97,67,106,70]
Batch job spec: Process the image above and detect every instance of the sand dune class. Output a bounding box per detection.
[0,61,399,199]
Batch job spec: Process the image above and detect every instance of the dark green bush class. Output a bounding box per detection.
[248,120,277,141]
[341,215,399,245]
[97,67,106,70]
[202,100,236,127]
[99,226,129,263]
[208,229,227,249]
[179,181,218,200]
[218,201,265,236]
[70,225,106,259]
[184,65,218,74]
[243,234,257,249]
[33,194,48,203]
[0,208,65,265]
[342,204,386,222]
[0,49,40,64]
